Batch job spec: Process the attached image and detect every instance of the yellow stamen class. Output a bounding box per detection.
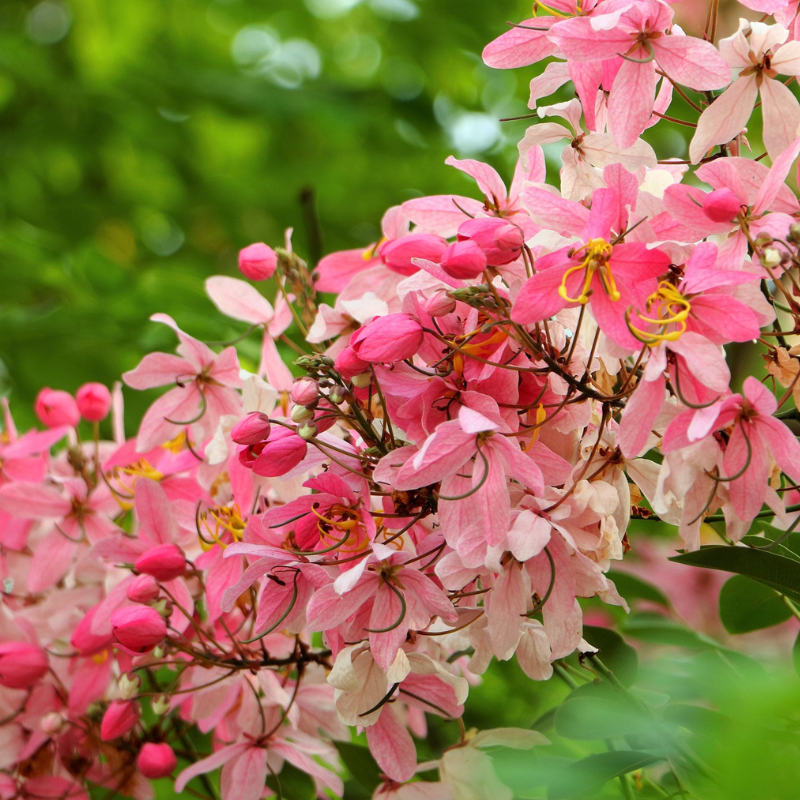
[198,504,246,551]
[162,431,189,454]
[523,403,547,452]
[534,1,570,18]
[92,649,109,664]
[558,239,618,304]
[627,281,692,345]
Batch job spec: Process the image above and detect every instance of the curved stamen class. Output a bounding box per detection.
[164,390,207,426]
[437,447,491,501]
[558,239,617,304]
[364,581,407,633]
[240,569,300,643]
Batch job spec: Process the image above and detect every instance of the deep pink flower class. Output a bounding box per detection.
[456,217,524,266]
[76,382,112,422]
[231,412,272,446]
[241,426,308,477]
[440,240,488,280]
[238,242,277,281]
[351,314,424,363]
[135,543,187,582]
[35,388,79,428]
[111,606,167,654]
[380,233,448,276]
[0,642,49,689]
[138,743,177,778]
[101,700,140,741]
[127,574,160,603]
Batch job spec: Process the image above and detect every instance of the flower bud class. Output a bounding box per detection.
[351,372,372,389]
[788,222,800,243]
[137,743,177,779]
[34,388,80,429]
[701,188,741,223]
[111,606,167,654]
[424,291,457,317]
[135,544,186,583]
[457,217,524,266]
[76,383,112,422]
[71,608,113,656]
[101,700,140,741]
[127,574,160,604]
[334,346,370,380]
[290,404,314,423]
[0,642,49,689]
[290,377,318,406]
[248,427,308,477]
[762,247,781,268]
[238,242,277,281]
[380,233,448,276]
[119,672,141,701]
[440,240,487,280]
[40,712,64,736]
[328,386,346,405]
[151,695,171,715]
[351,314,424,363]
[755,232,774,247]
[152,645,166,659]
[231,412,271,446]
[296,421,317,440]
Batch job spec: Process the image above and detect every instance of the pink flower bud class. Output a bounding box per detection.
[351,314,424,363]
[424,291,456,317]
[334,346,370,380]
[41,712,64,735]
[137,743,177,779]
[457,218,524,265]
[0,642,49,689]
[247,427,308,477]
[290,377,318,406]
[238,242,277,281]
[34,388,79,429]
[101,700,140,741]
[440,240,487,280]
[231,412,272,446]
[702,188,742,223]
[380,233,448,276]
[75,382,112,422]
[135,544,186,582]
[111,606,167,654]
[71,607,113,656]
[128,574,161,604]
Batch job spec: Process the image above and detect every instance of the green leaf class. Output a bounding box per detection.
[547,751,662,799]
[670,545,800,604]
[582,625,639,687]
[793,630,800,679]
[607,570,670,608]
[622,612,721,649]
[334,742,381,793]
[555,683,653,741]
[719,575,792,634]
[265,762,315,800]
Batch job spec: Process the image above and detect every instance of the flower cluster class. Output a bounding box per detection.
[4,1,800,798]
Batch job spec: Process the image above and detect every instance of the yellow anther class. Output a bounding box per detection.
[311,504,362,531]
[363,237,387,261]
[162,431,189,454]
[558,239,617,304]
[534,1,570,18]
[627,281,692,345]
[92,649,109,664]
[198,504,246,551]
[523,403,548,452]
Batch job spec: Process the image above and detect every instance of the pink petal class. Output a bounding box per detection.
[205,276,273,324]
[689,77,758,164]
[608,60,657,149]
[759,76,800,160]
[652,35,731,90]
[122,352,193,391]
[220,748,268,800]
[366,705,417,783]
[445,156,507,202]
[175,743,248,793]
[0,483,71,518]
[619,372,666,459]
[135,478,177,545]
[401,195,485,239]
[481,18,558,68]
[486,562,530,659]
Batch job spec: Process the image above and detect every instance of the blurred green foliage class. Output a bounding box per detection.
[0,0,541,430]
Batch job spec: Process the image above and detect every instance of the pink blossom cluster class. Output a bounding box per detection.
[4,1,800,798]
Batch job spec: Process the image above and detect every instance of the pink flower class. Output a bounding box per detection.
[291,377,318,406]
[690,19,800,162]
[127,574,160,603]
[111,606,167,654]
[76,382,112,421]
[138,743,177,778]
[123,313,242,452]
[100,700,140,741]
[440,240,487,280]
[0,642,49,689]
[35,388,79,428]
[351,314,424,363]
[135,542,187,582]
[380,233,448,275]
[241,426,308,477]
[230,411,272,445]
[238,242,277,280]
[456,217,525,266]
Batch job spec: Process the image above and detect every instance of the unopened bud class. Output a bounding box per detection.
[41,712,64,735]
[152,645,166,660]
[297,421,317,440]
[151,695,171,715]
[119,673,141,701]
[789,223,800,243]
[138,742,177,779]
[290,377,318,406]
[755,232,774,247]
[290,404,314,423]
[127,574,160,604]
[424,292,457,317]
[351,372,372,388]
[328,386,346,405]
[231,412,271,446]
[762,247,781,267]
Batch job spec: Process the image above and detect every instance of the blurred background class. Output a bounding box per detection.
[0,0,757,430]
